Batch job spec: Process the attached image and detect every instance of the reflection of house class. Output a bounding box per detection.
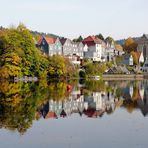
[137,93,148,116]
[38,84,125,118]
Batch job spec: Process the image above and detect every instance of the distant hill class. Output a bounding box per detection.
[31,30,60,38]
[116,39,125,45]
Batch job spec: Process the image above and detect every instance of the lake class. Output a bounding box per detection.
[0,80,148,148]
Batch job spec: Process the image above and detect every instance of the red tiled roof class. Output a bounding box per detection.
[83,36,94,42]
[37,36,57,45]
[44,36,56,44]
[82,36,105,47]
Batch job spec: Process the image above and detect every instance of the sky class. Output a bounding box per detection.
[0,0,148,40]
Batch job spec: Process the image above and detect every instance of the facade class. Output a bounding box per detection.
[75,42,85,59]
[60,38,75,56]
[38,36,62,56]
[137,34,148,60]
[82,36,105,62]
[60,38,86,59]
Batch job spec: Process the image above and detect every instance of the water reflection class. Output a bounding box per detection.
[0,80,148,134]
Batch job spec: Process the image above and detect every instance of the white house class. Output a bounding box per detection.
[82,36,105,62]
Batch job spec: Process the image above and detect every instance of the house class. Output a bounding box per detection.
[82,36,106,62]
[137,34,148,60]
[122,54,133,66]
[38,36,62,56]
[60,38,75,56]
[74,42,85,59]
[105,40,115,61]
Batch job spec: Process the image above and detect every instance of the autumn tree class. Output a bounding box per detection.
[0,24,49,79]
[130,51,140,65]
[123,37,138,53]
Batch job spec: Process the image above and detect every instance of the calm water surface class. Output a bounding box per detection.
[0,80,148,148]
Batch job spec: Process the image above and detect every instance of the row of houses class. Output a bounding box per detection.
[36,35,124,63]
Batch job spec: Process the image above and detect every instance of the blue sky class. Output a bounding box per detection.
[0,0,147,39]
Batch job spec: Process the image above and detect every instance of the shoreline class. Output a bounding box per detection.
[102,74,146,80]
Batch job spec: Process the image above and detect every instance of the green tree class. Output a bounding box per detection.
[96,33,104,40]
[73,35,83,42]
[105,36,114,44]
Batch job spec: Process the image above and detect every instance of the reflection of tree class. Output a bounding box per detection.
[0,80,50,134]
[84,80,107,92]
[48,82,70,101]
[122,99,137,113]
[1,80,148,134]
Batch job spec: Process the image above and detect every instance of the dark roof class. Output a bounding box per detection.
[60,38,67,45]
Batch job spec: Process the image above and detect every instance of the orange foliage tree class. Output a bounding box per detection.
[123,37,138,53]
